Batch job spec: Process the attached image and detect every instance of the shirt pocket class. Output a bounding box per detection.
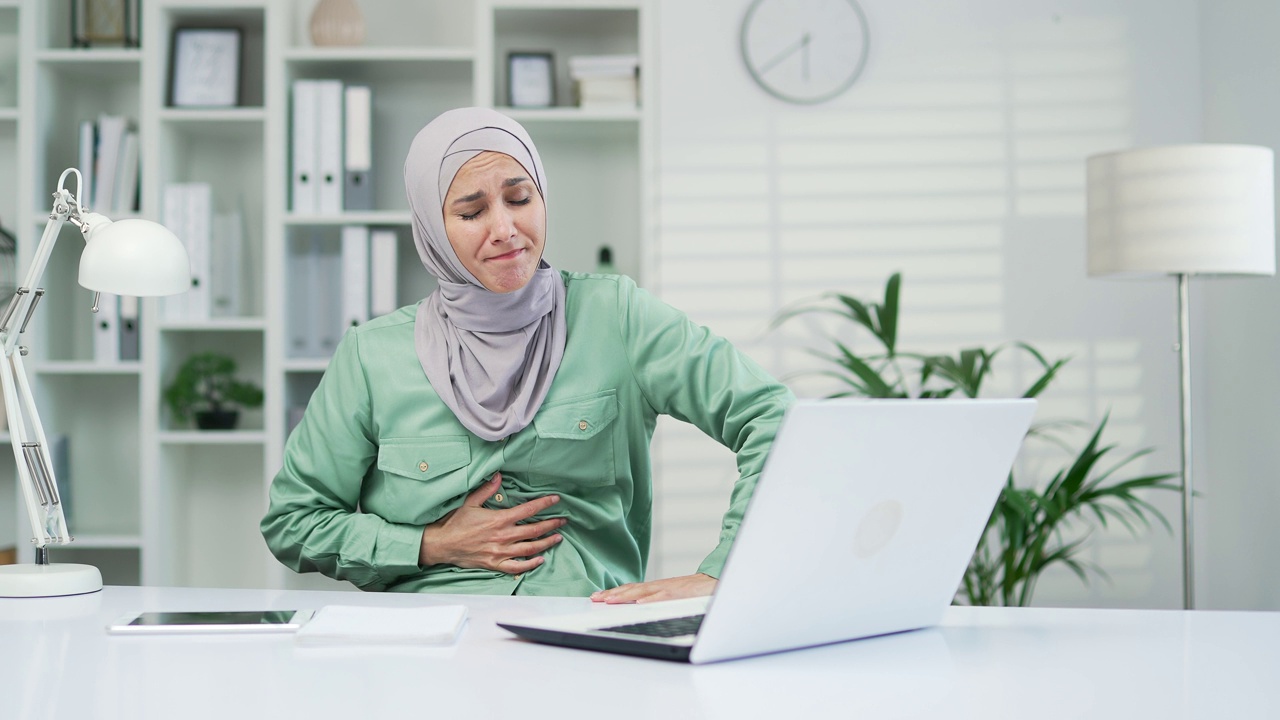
[530,390,619,488]
[373,437,471,524]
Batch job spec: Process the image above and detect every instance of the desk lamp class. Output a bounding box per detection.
[0,168,190,598]
[1086,144,1275,610]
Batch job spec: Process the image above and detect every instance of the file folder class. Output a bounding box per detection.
[291,80,320,214]
[344,85,374,211]
[184,183,213,320]
[161,184,189,322]
[78,120,96,210]
[315,80,345,214]
[340,225,370,330]
[369,228,399,316]
[118,295,139,361]
[93,293,119,363]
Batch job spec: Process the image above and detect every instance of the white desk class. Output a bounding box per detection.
[2,586,1278,720]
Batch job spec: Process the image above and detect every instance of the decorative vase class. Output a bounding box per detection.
[309,0,366,47]
[195,409,239,431]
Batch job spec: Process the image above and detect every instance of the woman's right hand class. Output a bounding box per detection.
[418,472,566,574]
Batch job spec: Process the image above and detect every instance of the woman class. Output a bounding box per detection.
[261,107,793,603]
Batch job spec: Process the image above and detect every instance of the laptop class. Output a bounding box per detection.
[497,398,1036,664]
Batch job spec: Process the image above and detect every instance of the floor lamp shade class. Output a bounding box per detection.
[1087,144,1275,277]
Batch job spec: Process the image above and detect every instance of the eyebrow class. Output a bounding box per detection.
[450,177,531,206]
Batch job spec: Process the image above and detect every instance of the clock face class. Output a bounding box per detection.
[740,0,870,105]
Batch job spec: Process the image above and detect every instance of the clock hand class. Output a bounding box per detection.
[758,31,812,76]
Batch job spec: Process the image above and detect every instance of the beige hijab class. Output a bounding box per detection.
[403,108,566,441]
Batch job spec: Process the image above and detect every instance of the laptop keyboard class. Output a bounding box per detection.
[599,614,705,638]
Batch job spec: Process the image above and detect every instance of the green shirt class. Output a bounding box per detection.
[260,272,794,595]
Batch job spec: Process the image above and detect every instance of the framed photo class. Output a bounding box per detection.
[71,0,140,48]
[169,27,243,108]
[508,52,555,108]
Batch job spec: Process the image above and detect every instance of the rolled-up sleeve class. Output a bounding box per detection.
[260,331,424,590]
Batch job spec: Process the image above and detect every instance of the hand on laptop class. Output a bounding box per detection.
[419,472,566,573]
[590,573,717,604]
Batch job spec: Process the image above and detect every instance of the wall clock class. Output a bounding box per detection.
[740,0,870,105]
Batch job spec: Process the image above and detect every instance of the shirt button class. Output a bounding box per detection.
[578,420,588,431]
[515,574,523,580]
[494,493,504,503]
[418,461,429,472]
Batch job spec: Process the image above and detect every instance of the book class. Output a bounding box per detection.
[295,605,468,647]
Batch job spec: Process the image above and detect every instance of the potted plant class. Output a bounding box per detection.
[774,272,1180,606]
[163,351,264,430]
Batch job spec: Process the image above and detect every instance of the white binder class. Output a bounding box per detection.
[369,228,399,316]
[118,294,140,361]
[184,183,213,320]
[291,80,320,214]
[315,80,345,214]
[343,85,374,211]
[77,120,96,210]
[316,235,343,354]
[286,233,313,358]
[114,130,139,214]
[211,209,244,318]
[161,184,189,322]
[92,293,120,364]
[94,115,129,213]
[340,225,370,330]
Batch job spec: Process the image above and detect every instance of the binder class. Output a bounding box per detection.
[286,233,313,357]
[118,294,140,361]
[211,208,244,317]
[77,120,96,210]
[184,183,212,320]
[343,85,374,211]
[161,184,189,322]
[93,293,120,363]
[291,80,320,214]
[316,235,343,354]
[94,115,129,213]
[369,228,399,316]
[315,80,345,214]
[114,130,140,214]
[340,225,370,330]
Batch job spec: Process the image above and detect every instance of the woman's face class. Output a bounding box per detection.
[442,151,546,293]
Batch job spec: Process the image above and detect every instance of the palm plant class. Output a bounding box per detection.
[774,272,1179,606]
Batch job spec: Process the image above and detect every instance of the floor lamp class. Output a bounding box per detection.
[0,168,190,598]
[1085,144,1276,610]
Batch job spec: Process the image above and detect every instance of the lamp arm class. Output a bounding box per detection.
[0,168,87,554]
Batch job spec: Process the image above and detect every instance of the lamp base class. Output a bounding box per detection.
[0,563,103,598]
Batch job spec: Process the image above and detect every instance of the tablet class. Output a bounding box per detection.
[107,610,315,635]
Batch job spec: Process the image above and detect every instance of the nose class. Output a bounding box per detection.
[490,205,518,243]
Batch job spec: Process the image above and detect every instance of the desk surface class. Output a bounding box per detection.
[2,585,1278,720]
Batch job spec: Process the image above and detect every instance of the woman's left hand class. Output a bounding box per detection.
[590,573,717,604]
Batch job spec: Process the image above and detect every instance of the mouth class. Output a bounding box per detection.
[487,248,526,262]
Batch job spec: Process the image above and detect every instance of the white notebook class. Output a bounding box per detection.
[295,605,468,647]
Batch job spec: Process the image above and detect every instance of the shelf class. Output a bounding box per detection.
[283,47,473,63]
[159,317,267,332]
[68,534,142,550]
[284,358,331,373]
[499,106,641,122]
[0,108,17,122]
[158,431,267,446]
[284,211,412,226]
[34,361,142,375]
[36,49,142,80]
[159,108,266,123]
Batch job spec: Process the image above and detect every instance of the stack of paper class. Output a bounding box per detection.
[568,55,640,109]
[295,604,468,647]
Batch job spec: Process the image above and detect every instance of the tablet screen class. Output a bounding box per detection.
[128,611,298,627]
[109,609,313,635]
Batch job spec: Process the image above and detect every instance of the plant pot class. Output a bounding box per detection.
[195,409,239,430]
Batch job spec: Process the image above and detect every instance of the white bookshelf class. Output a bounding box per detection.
[2,0,653,590]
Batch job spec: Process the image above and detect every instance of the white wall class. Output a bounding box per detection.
[647,0,1259,610]
[1198,1,1280,611]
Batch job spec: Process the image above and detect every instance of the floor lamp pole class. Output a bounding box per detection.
[1176,273,1195,610]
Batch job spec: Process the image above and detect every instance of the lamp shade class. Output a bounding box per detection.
[77,214,192,296]
[1086,144,1276,277]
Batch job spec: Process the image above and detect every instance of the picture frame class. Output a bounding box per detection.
[168,27,243,108]
[71,0,140,48]
[507,52,556,108]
